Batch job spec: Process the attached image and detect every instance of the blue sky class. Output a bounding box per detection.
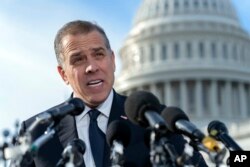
[0,0,249,143]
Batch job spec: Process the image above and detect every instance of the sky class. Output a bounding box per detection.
[0,0,249,153]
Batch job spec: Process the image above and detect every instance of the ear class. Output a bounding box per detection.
[57,65,69,85]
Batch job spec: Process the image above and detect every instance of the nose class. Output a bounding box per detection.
[85,60,98,74]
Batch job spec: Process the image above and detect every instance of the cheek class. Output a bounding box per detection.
[109,59,116,72]
[69,68,84,82]
[106,64,115,75]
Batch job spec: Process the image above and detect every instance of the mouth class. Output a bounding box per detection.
[87,79,103,87]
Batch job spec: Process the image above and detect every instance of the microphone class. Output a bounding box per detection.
[207,120,243,151]
[37,98,85,123]
[125,91,181,166]
[161,107,221,152]
[56,139,86,167]
[124,91,167,131]
[161,107,205,142]
[106,120,131,167]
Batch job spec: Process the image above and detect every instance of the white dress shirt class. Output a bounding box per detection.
[75,90,114,167]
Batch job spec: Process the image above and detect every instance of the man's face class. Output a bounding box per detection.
[57,31,115,108]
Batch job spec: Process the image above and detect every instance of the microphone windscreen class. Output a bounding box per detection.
[124,91,161,127]
[68,138,86,154]
[207,120,228,138]
[106,120,131,147]
[161,107,189,132]
[68,98,85,116]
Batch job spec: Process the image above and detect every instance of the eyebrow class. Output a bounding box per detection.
[68,47,106,60]
[70,51,82,58]
[91,47,105,52]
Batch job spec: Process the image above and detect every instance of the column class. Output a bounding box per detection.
[225,81,232,118]
[150,83,161,101]
[180,80,188,112]
[195,80,203,117]
[210,80,218,117]
[239,82,247,118]
[164,81,172,106]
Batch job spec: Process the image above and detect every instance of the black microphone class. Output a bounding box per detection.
[56,139,86,167]
[208,120,243,151]
[124,91,167,131]
[161,107,205,142]
[37,98,85,123]
[106,120,131,167]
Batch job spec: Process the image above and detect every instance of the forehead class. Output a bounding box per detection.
[62,31,106,47]
[60,31,107,57]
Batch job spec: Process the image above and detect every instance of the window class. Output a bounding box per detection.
[194,0,199,8]
[241,46,245,61]
[161,44,167,60]
[174,43,180,59]
[174,0,179,10]
[203,0,208,8]
[199,42,204,58]
[220,1,224,10]
[140,46,144,64]
[187,42,192,58]
[150,45,155,61]
[211,43,217,58]
[212,1,217,10]
[155,4,159,16]
[232,44,237,60]
[164,1,168,14]
[184,0,189,8]
[222,43,228,59]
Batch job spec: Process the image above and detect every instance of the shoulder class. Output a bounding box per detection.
[19,111,52,141]
[113,90,126,101]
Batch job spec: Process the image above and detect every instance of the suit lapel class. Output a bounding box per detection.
[57,115,78,148]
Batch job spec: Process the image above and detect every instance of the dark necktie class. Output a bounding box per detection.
[88,109,105,167]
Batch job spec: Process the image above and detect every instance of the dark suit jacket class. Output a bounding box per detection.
[17,91,207,167]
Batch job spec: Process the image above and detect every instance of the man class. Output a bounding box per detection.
[17,20,207,167]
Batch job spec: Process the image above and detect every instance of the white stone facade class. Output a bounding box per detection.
[115,0,250,149]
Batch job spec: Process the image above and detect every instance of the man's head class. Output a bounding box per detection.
[54,20,116,108]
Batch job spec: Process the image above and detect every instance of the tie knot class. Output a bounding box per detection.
[88,109,100,121]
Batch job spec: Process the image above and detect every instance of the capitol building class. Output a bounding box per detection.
[115,0,250,149]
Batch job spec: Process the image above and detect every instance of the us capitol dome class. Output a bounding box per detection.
[115,0,250,149]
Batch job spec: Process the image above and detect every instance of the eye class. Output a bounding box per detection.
[71,57,84,65]
[95,52,105,59]
[96,52,104,56]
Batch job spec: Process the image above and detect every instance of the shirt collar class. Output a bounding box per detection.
[75,90,114,121]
